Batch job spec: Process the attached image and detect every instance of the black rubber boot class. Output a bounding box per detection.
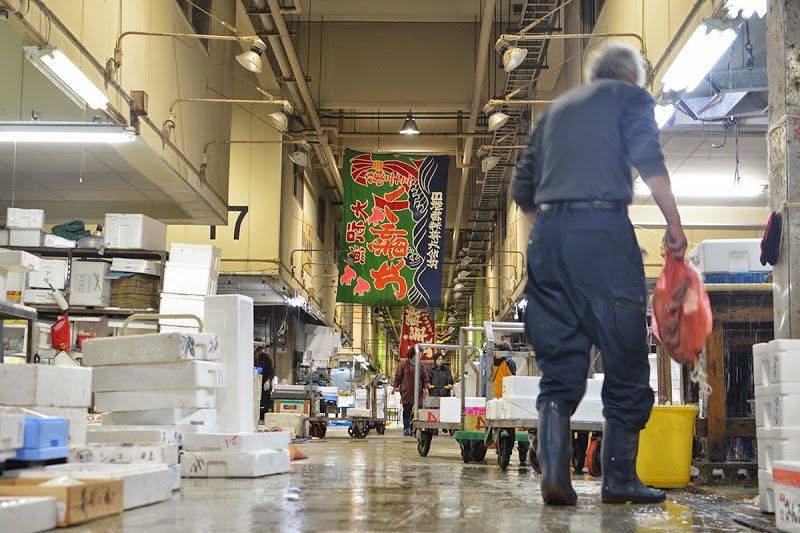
[600,423,666,504]
[538,399,577,505]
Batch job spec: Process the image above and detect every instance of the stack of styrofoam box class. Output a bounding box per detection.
[648,354,683,404]
[355,387,387,414]
[573,378,604,423]
[0,365,92,447]
[0,410,26,463]
[499,376,540,419]
[0,249,40,305]
[753,340,800,514]
[689,238,770,276]
[181,432,290,478]
[6,208,44,247]
[0,496,58,533]
[82,330,222,437]
[23,257,67,306]
[304,324,338,369]
[159,244,221,334]
[262,413,306,439]
[440,397,461,423]
[104,213,167,251]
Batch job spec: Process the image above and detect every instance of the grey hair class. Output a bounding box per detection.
[586,42,646,86]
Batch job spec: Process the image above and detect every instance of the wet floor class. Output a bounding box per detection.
[64,428,774,532]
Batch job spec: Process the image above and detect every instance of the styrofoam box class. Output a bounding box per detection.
[22,289,57,305]
[87,427,182,445]
[43,233,75,248]
[774,461,800,528]
[181,449,290,478]
[70,443,179,466]
[159,293,206,327]
[9,229,43,247]
[0,496,58,533]
[104,213,167,251]
[584,378,603,400]
[110,258,161,276]
[82,331,220,366]
[0,250,40,273]
[24,406,88,446]
[101,408,217,427]
[502,376,541,398]
[6,208,44,230]
[27,259,67,290]
[347,408,371,418]
[755,383,800,428]
[760,467,776,513]
[0,412,26,451]
[573,399,605,423]
[757,427,800,473]
[440,397,461,423]
[92,361,224,392]
[689,238,770,274]
[159,325,200,334]
[163,263,218,296]
[182,432,290,453]
[8,463,173,510]
[502,396,538,420]
[169,464,181,491]
[169,243,221,270]
[94,388,216,412]
[486,399,503,420]
[262,413,306,439]
[0,365,91,408]
[754,340,800,387]
[69,260,111,307]
[0,230,7,247]
[465,397,486,409]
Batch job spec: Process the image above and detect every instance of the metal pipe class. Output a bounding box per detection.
[267,0,344,194]
[336,132,493,139]
[486,99,555,107]
[501,32,646,55]
[168,97,289,116]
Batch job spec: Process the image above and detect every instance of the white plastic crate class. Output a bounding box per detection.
[82,332,220,366]
[69,443,179,466]
[0,365,92,408]
[181,449,290,478]
[100,408,218,426]
[0,496,57,533]
[92,361,224,392]
[774,461,800,529]
[760,468,775,513]
[755,383,800,428]
[754,340,800,386]
[94,389,216,412]
[688,238,769,274]
[104,213,166,251]
[757,427,800,473]
[182,431,290,453]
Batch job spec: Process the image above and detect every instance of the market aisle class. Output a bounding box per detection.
[64,429,769,532]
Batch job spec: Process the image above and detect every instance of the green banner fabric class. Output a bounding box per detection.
[336,149,449,307]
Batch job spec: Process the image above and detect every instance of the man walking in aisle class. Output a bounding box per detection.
[393,346,429,437]
[511,43,686,505]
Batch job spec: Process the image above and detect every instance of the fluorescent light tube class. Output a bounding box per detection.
[660,23,739,94]
[25,46,109,110]
[654,104,676,129]
[634,177,764,198]
[0,123,135,143]
[724,0,767,19]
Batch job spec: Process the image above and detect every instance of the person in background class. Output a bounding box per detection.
[428,352,454,397]
[255,346,275,421]
[492,341,516,399]
[392,346,430,437]
[511,43,686,505]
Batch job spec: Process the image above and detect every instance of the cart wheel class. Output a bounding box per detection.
[448,429,456,436]
[310,424,320,438]
[417,429,433,457]
[347,425,355,438]
[320,424,327,438]
[376,422,386,435]
[586,438,602,477]
[529,436,541,474]
[497,434,513,470]
[572,431,589,474]
[360,425,371,439]
[460,442,472,463]
[471,441,488,462]
[518,440,530,466]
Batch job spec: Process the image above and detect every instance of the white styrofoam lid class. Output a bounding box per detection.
[767,339,800,351]
[752,342,770,356]
[773,461,800,473]
[754,383,800,397]
[757,427,800,440]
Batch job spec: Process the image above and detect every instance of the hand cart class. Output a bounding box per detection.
[412,334,482,458]
[346,376,388,439]
[451,326,491,463]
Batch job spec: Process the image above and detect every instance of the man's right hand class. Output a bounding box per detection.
[666,223,688,260]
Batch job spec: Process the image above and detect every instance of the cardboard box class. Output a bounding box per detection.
[87,427,182,445]
[162,263,218,296]
[110,274,159,309]
[27,259,67,289]
[104,213,166,251]
[43,233,76,248]
[9,229,43,247]
[182,431,290,453]
[82,331,220,366]
[70,443,179,466]
[23,406,88,446]
[0,478,123,526]
[92,361,224,392]
[0,365,92,407]
[94,389,216,412]
[110,258,161,276]
[100,408,217,427]
[22,289,57,306]
[7,463,171,511]
[6,208,44,230]
[69,260,111,307]
[0,496,58,533]
[159,293,206,327]
[274,399,310,415]
[0,250,40,272]
[181,449,290,478]
[169,243,221,270]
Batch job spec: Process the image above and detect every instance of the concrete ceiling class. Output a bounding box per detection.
[297,0,494,22]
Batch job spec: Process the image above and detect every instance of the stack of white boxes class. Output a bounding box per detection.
[159,244,221,333]
[0,250,40,306]
[6,208,45,247]
[753,340,800,514]
[648,354,682,404]
[0,365,92,446]
[485,376,605,423]
[23,257,67,306]
[0,410,26,462]
[181,431,290,478]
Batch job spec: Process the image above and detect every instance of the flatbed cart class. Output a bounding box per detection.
[412,336,482,457]
[451,325,492,463]
[345,377,388,439]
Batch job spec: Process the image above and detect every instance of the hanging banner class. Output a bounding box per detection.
[398,307,435,360]
[336,149,449,307]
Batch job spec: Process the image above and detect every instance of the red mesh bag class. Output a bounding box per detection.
[651,251,712,368]
[51,314,71,351]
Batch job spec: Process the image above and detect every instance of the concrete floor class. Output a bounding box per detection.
[64,429,774,533]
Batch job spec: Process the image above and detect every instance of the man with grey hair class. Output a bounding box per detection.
[511,42,686,506]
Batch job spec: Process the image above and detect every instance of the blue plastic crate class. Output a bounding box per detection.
[703,272,768,284]
[15,445,69,461]
[21,417,69,450]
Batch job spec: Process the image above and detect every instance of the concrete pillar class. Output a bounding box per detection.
[768,1,800,337]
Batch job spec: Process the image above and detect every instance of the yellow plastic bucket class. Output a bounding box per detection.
[636,405,699,488]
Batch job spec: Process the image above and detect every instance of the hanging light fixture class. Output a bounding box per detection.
[289,140,311,167]
[488,112,510,132]
[660,21,740,94]
[654,104,676,129]
[495,38,528,73]
[0,123,135,143]
[476,146,500,172]
[270,102,294,132]
[399,112,421,135]
[25,46,109,110]
[235,37,267,74]
[724,0,767,19]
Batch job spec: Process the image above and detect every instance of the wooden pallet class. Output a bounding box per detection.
[693,460,758,485]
